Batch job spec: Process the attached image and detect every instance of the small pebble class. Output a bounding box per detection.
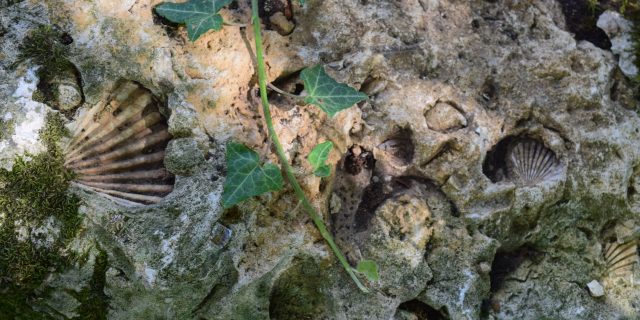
[587,280,604,297]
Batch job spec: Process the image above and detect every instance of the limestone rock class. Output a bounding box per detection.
[2,0,640,319]
[587,280,605,297]
[164,138,205,176]
[597,10,638,78]
[425,102,467,132]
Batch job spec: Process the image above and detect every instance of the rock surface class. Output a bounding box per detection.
[0,0,639,319]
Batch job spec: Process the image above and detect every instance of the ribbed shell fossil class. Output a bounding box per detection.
[64,81,174,205]
[603,240,638,277]
[506,139,559,185]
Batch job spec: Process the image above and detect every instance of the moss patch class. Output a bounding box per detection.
[0,117,15,141]
[72,248,110,320]
[15,25,82,115]
[16,25,73,78]
[0,112,81,317]
[268,256,330,320]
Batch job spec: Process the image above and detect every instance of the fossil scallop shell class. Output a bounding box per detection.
[603,240,638,277]
[506,139,559,184]
[65,81,174,205]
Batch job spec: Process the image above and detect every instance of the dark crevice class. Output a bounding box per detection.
[378,127,415,166]
[151,9,183,41]
[483,136,516,183]
[343,145,375,175]
[268,70,304,110]
[557,0,611,49]
[396,299,449,320]
[489,245,540,293]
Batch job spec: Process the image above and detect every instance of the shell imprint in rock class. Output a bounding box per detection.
[64,81,174,205]
[506,139,559,185]
[603,240,638,277]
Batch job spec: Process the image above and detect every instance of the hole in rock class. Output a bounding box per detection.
[268,70,304,109]
[489,246,539,293]
[269,257,330,320]
[480,77,498,102]
[260,0,296,36]
[557,0,611,50]
[343,145,375,175]
[396,299,449,320]
[378,127,415,166]
[64,80,175,205]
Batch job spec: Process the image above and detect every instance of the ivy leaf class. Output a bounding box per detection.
[355,259,379,282]
[155,0,233,41]
[300,65,368,117]
[298,0,305,4]
[222,142,284,208]
[307,141,333,177]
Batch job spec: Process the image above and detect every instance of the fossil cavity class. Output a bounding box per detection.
[484,136,561,185]
[376,127,415,167]
[603,240,638,278]
[64,81,174,205]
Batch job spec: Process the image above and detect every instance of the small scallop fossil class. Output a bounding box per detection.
[64,81,174,205]
[506,138,559,185]
[603,240,638,277]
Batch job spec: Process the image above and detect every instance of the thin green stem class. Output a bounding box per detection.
[250,0,368,293]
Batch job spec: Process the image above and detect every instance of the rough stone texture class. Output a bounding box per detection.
[1,0,640,319]
[164,137,206,176]
[597,10,638,77]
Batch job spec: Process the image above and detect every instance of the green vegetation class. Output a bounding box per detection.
[307,141,333,177]
[221,142,283,208]
[300,65,368,117]
[16,25,73,79]
[355,259,380,282]
[73,248,110,320]
[0,112,81,317]
[0,117,15,141]
[155,0,233,41]
[155,0,378,291]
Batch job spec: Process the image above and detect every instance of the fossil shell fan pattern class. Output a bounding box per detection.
[65,81,174,205]
[506,139,559,185]
[603,240,638,277]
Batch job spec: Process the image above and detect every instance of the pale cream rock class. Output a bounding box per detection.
[597,10,638,77]
[425,102,467,132]
[587,280,605,297]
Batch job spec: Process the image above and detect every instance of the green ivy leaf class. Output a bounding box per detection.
[355,259,379,282]
[222,142,284,208]
[307,141,333,177]
[298,0,305,4]
[155,0,233,41]
[300,65,368,117]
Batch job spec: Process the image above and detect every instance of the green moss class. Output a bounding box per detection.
[0,117,15,141]
[268,257,330,320]
[72,248,110,320]
[16,25,72,79]
[0,112,81,317]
